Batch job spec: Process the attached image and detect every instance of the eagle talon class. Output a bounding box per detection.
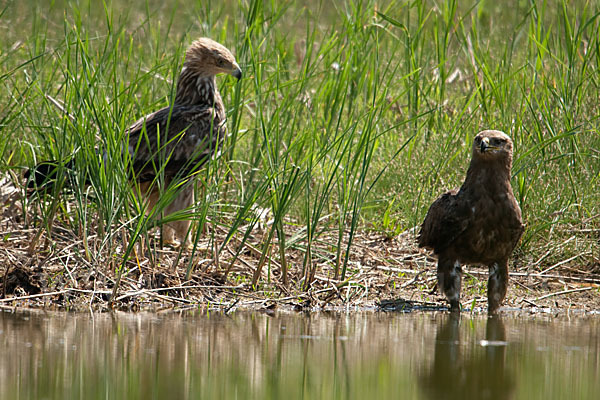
[162,234,194,251]
[163,238,183,249]
[449,300,461,313]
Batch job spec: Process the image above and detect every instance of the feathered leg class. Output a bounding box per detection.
[437,256,462,312]
[163,183,195,248]
[488,259,509,314]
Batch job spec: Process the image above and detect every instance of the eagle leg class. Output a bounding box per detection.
[163,184,195,249]
[437,257,462,312]
[487,260,509,314]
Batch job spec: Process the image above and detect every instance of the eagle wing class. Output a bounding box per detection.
[127,104,226,183]
[418,188,470,254]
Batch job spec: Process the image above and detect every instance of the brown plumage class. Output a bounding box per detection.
[418,130,524,314]
[27,38,242,246]
[129,38,241,245]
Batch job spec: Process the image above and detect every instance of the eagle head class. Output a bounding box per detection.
[472,130,513,163]
[184,37,242,80]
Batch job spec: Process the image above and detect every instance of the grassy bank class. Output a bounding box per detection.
[0,0,598,308]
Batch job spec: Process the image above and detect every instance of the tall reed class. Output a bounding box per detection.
[1,0,598,291]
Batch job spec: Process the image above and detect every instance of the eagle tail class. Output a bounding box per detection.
[24,159,78,195]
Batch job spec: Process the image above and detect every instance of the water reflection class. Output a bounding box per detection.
[0,309,598,399]
[419,315,514,400]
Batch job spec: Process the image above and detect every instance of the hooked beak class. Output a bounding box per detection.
[231,62,242,80]
[480,137,490,153]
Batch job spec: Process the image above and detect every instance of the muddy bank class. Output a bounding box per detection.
[1,228,598,313]
[1,176,599,313]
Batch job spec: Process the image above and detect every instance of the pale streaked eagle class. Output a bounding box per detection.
[418,130,524,314]
[26,38,242,246]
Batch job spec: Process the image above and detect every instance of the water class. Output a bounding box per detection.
[0,309,598,399]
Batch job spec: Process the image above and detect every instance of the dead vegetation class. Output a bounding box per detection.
[1,174,599,313]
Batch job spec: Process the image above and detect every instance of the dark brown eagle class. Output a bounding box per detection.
[418,130,524,314]
[26,38,242,247]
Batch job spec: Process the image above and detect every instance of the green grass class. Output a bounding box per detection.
[1,0,599,291]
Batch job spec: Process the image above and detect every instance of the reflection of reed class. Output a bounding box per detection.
[419,315,514,400]
[0,310,434,398]
[1,310,598,398]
